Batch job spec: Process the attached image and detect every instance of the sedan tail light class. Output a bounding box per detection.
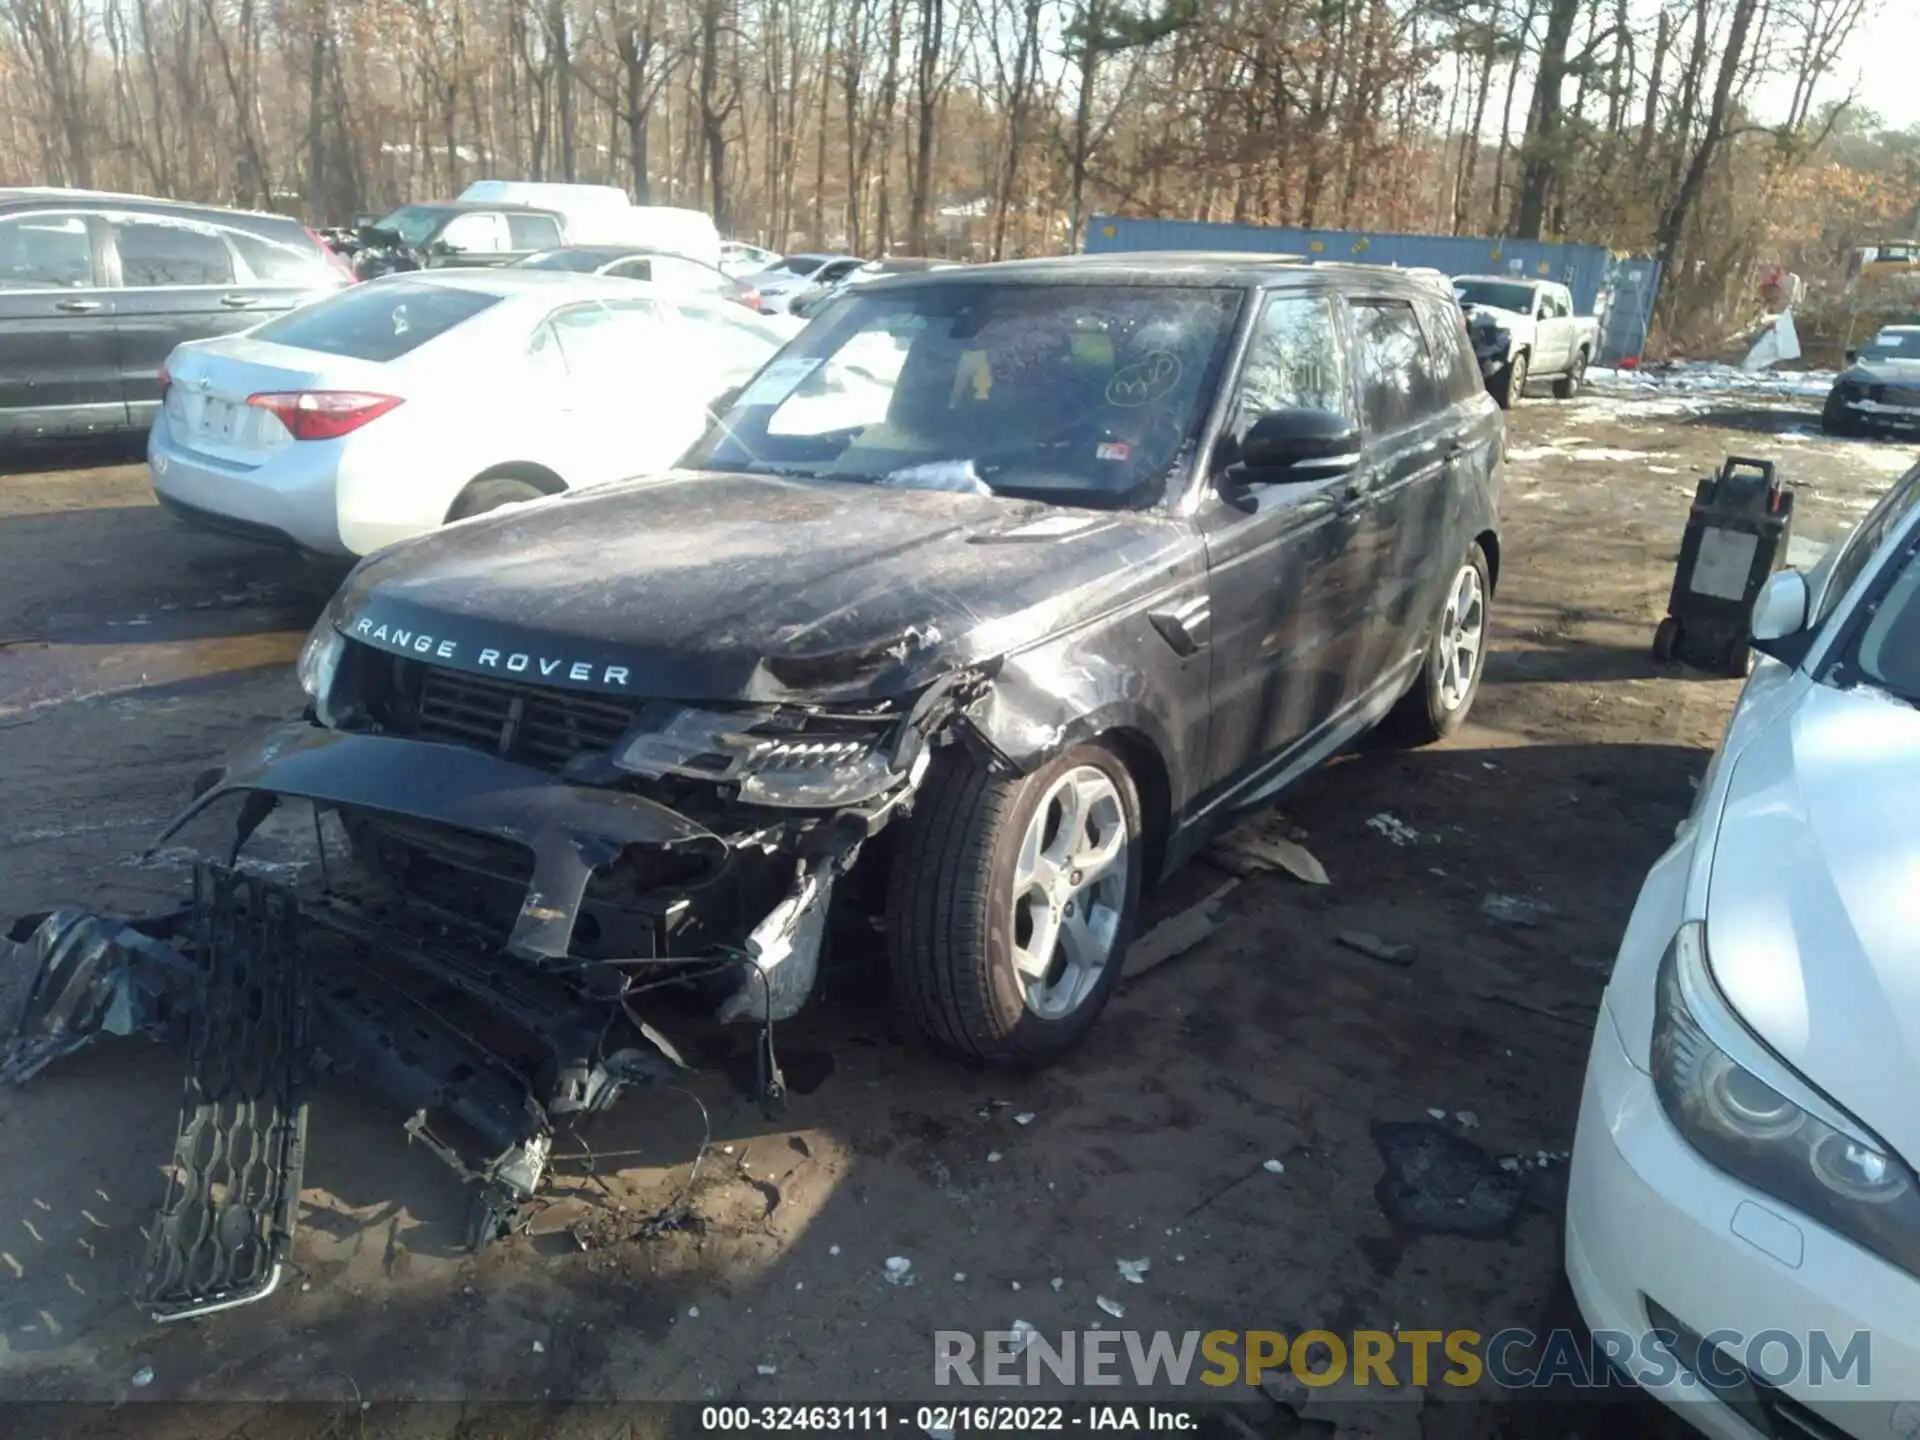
[248,390,403,441]
[734,285,765,312]
[157,362,172,397]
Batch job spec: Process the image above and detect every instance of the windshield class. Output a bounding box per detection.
[517,249,605,272]
[1862,332,1920,363]
[1455,280,1536,312]
[371,206,452,246]
[684,282,1242,508]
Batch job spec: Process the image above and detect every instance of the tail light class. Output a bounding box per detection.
[248,390,403,441]
[306,227,360,284]
[157,361,172,396]
[735,285,765,311]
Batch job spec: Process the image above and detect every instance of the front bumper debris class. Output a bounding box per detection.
[2,690,947,1319]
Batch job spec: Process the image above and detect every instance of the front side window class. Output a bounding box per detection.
[1235,293,1348,423]
[685,282,1243,509]
[371,206,452,246]
[0,213,93,289]
[439,212,505,253]
[506,213,562,251]
[1850,539,1920,702]
[1350,299,1440,434]
[114,218,233,286]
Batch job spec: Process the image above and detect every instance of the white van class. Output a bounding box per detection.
[454,181,721,265]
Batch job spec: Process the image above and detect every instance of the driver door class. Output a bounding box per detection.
[1196,288,1362,799]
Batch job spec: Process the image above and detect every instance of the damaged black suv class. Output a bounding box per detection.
[3,256,1500,1302]
[210,253,1503,1069]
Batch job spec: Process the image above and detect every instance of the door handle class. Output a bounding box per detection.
[54,298,103,313]
[220,294,260,309]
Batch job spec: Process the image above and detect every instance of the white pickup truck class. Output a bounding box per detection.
[1452,276,1600,407]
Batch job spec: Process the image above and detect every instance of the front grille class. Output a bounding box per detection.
[371,656,638,770]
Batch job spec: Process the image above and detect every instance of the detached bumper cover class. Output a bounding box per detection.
[162,723,726,962]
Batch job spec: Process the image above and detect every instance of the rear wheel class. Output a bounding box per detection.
[1386,542,1492,745]
[886,742,1143,1067]
[1552,348,1588,400]
[1491,350,1528,409]
[448,476,548,522]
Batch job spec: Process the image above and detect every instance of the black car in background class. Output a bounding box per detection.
[348,202,567,278]
[1823,325,1920,436]
[0,188,351,442]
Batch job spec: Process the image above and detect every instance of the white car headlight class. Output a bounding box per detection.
[296,621,345,722]
[611,702,920,808]
[1651,922,1920,1274]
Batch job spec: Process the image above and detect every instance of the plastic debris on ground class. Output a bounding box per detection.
[1117,1258,1150,1284]
[757,1363,779,1377]
[987,1150,1003,1163]
[1010,1320,1038,1355]
[1335,930,1415,966]
[1365,813,1421,847]
[884,1256,912,1284]
[1206,814,1329,884]
[1262,1158,1286,1174]
[1050,1277,1064,1292]
[1013,1112,1036,1126]
[687,1305,700,1317]
[1096,1295,1125,1318]
[1456,1111,1480,1129]
[130,1366,154,1388]
[1481,893,1556,928]
[1122,879,1239,979]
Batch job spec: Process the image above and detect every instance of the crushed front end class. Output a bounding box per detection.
[0,612,974,1322]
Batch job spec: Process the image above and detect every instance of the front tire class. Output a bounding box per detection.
[1385,542,1492,745]
[886,741,1144,1067]
[1491,350,1528,409]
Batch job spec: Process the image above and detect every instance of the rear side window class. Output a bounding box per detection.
[1350,300,1441,433]
[230,229,328,285]
[114,218,233,286]
[0,213,93,289]
[1417,298,1483,405]
[251,282,500,361]
[507,213,563,251]
[607,258,654,281]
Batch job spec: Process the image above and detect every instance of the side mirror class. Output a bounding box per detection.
[1232,408,1362,480]
[1844,347,1860,365]
[1750,569,1812,664]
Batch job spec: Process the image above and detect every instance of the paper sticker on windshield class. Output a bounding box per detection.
[1096,442,1132,461]
[1106,351,1182,407]
[738,356,823,407]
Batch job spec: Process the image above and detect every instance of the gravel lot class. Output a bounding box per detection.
[1,391,1914,1437]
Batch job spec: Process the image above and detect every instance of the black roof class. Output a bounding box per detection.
[861,250,1452,294]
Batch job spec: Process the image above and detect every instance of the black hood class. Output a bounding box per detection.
[1842,358,1920,386]
[334,470,1198,704]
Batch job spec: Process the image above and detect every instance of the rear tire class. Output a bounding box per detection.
[1652,616,1680,664]
[886,741,1143,1068]
[448,476,548,522]
[1820,392,1855,436]
[1552,349,1588,399]
[1385,542,1492,745]
[1491,350,1528,409]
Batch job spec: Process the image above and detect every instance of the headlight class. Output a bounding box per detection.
[1651,922,1920,1275]
[611,702,921,808]
[296,621,345,721]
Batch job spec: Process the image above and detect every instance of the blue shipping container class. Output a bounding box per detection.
[1085,216,1659,364]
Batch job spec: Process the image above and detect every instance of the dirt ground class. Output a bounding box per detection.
[0,395,1914,1437]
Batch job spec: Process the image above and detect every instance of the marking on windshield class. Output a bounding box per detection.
[1107,351,1182,406]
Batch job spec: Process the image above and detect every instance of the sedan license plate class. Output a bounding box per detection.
[198,397,237,441]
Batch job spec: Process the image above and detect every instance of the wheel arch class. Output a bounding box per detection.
[1476,528,1501,592]
[444,462,567,522]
